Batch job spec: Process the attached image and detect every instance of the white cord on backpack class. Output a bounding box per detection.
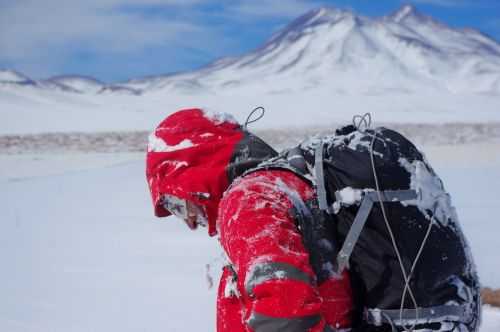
[367,128,435,332]
[399,215,435,329]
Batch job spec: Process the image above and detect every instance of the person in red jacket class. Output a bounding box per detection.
[146,108,352,331]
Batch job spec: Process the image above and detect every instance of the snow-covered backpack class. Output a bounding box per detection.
[252,121,481,331]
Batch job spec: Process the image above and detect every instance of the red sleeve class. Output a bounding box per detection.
[318,272,352,328]
[217,266,247,332]
[217,171,349,332]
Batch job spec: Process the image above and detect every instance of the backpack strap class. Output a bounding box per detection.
[364,303,474,327]
[335,189,418,273]
[314,142,330,212]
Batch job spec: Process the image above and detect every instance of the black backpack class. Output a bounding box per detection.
[252,123,481,331]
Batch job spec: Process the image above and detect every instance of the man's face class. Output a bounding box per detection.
[162,195,207,230]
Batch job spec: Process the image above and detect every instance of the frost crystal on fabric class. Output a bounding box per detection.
[223,273,239,298]
[332,187,373,213]
[336,187,364,205]
[300,130,384,159]
[147,132,195,152]
[399,157,458,226]
[202,108,238,125]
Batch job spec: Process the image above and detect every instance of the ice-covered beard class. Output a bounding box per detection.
[195,206,208,228]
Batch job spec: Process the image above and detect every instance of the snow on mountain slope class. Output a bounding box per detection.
[0,69,37,86]
[1,5,500,134]
[121,5,500,95]
[43,75,105,94]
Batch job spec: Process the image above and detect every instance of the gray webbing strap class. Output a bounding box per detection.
[245,261,313,296]
[247,312,321,332]
[365,304,471,326]
[365,190,418,202]
[336,189,418,273]
[314,142,329,211]
[337,196,374,272]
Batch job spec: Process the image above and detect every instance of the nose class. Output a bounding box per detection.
[184,214,198,230]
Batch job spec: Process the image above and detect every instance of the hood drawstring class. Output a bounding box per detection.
[244,107,266,129]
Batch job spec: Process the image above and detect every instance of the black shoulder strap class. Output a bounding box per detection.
[242,146,315,185]
[226,130,278,183]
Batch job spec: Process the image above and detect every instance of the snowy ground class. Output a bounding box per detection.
[2,81,500,135]
[1,142,499,331]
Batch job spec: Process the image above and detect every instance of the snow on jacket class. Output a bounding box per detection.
[146,108,352,331]
[217,170,352,331]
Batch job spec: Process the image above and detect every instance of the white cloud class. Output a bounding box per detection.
[0,0,329,79]
[0,0,324,63]
[0,0,211,60]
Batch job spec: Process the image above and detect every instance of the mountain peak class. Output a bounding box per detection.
[311,6,348,19]
[0,69,35,85]
[390,4,422,23]
[287,6,352,29]
[314,6,355,21]
[263,6,353,46]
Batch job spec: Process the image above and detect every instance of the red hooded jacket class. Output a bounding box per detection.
[146,109,352,331]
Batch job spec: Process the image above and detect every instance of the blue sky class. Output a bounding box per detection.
[1,0,499,83]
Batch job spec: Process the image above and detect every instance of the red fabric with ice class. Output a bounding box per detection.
[146,108,243,235]
[217,170,352,331]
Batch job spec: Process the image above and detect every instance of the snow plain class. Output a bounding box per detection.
[2,82,500,135]
[0,142,499,332]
